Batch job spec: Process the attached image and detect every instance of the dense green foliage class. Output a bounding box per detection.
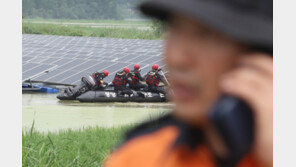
[23,0,144,20]
[22,22,162,39]
[23,126,131,167]
[23,18,150,24]
[22,0,168,38]
[151,19,167,37]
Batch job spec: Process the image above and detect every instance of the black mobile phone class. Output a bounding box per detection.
[209,94,254,161]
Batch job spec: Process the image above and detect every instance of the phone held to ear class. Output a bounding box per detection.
[209,94,254,161]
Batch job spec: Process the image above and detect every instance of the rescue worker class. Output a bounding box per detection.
[145,64,167,94]
[91,70,109,90]
[112,67,133,96]
[128,64,147,91]
[105,0,273,167]
[64,70,109,98]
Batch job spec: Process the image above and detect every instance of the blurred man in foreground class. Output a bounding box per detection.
[105,0,273,166]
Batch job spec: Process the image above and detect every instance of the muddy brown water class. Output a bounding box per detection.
[22,93,172,132]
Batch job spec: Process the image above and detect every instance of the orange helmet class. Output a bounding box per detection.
[134,64,140,70]
[152,64,159,70]
[123,67,130,73]
[103,70,109,76]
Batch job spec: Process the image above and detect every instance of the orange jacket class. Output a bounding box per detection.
[104,115,266,167]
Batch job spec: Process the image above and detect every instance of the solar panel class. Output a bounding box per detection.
[22,34,165,85]
[33,69,65,81]
[27,56,49,63]
[56,59,83,70]
[52,58,73,66]
[46,70,76,83]
[22,63,39,71]
[70,60,99,71]
[39,57,60,64]
[22,64,56,81]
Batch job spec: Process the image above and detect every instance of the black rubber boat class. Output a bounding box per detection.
[76,90,166,103]
[57,75,167,102]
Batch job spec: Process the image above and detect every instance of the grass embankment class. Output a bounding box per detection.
[23,18,151,26]
[23,125,132,167]
[22,21,162,39]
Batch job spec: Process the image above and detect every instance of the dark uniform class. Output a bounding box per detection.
[112,71,133,96]
[145,70,166,94]
[91,71,107,90]
[128,69,147,91]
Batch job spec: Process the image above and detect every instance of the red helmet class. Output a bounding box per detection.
[123,67,130,73]
[152,64,159,70]
[134,64,140,70]
[103,70,109,76]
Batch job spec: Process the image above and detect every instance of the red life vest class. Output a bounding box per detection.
[146,71,160,86]
[112,73,127,86]
[130,70,140,84]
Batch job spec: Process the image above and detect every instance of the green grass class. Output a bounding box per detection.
[22,22,162,39]
[22,125,132,167]
[23,18,151,26]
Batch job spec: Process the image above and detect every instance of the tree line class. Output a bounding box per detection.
[23,0,144,20]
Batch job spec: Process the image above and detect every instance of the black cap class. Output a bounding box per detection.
[139,0,273,52]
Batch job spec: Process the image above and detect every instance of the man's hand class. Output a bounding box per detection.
[220,53,273,166]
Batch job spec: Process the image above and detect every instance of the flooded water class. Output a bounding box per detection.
[22,93,172,132]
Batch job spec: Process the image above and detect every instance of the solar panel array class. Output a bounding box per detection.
[22,34,165,85]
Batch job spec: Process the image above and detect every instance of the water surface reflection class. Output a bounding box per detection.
[22,93,172,132]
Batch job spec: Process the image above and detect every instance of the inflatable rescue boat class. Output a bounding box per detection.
[57,75,167,102]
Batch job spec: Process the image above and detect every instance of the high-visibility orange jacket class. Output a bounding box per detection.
[104,114,266,167]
